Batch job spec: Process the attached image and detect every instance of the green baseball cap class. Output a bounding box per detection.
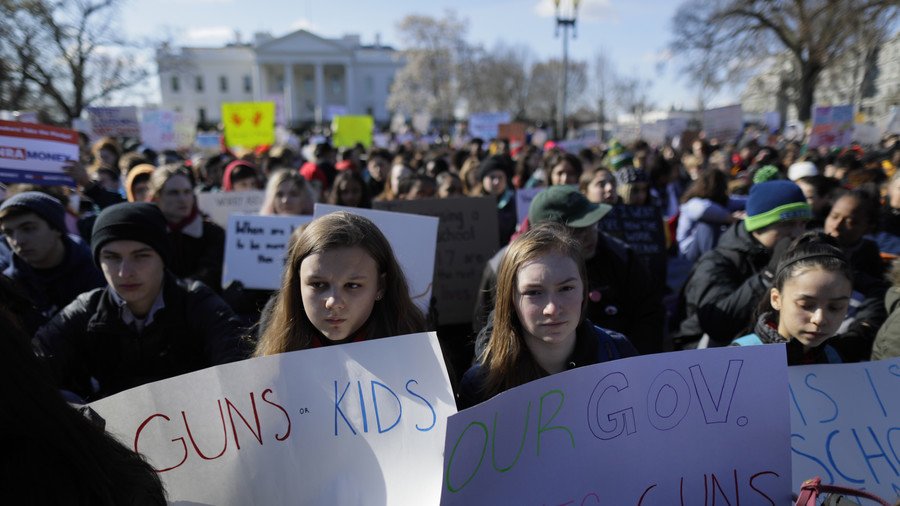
[528,185,612,228]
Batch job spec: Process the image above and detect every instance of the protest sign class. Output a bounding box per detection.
[196,190,266,228]
[441,345,792,504]
[469,112,510,140]
[497,122,527,146]
[90,332,456,505]
[87,106,141,138]
[195,132,222,154]
[173,111,198,149]
[599,204,667,282]
[222,214,314,290]
[809,104,854,149]
[140,109,178,151]
[332,115,374,148]
[222,101,275,149]
[789,358,900,501]
[765,111,782,133]
[515,187,543,225]
[315,204,439,314]
[373,197,499,325]
[853,122,881,146]
[702,104,744,142]
[0,120,78,186]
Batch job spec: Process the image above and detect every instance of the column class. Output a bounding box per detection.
[252,63,263,101]
[283,63,295,127]
[345,62,355,115]
[314,62,325,124]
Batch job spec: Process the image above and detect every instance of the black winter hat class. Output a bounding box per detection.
[0,191,67,233]
[477,155,513,182]
[91,202,169,266]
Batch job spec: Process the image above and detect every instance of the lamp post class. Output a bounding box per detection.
[554,0,579,140]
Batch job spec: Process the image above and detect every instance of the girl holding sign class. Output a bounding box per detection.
[254,211,426,354]
[458,223,637,409]
[732,232,854,364]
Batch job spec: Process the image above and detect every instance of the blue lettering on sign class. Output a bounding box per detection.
[25,150,71,162]
[333,378,438,437]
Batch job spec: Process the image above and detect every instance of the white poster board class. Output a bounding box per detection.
[809,104,854,149]
[702,104,744,142]
[468,112,510,140]
[222,214,314,290]
[89,332,457,505]
[788,358,900,501]
[442,345,793,505]
[87,106,141,138]
[314,204,438,314]
[196,190,266,228]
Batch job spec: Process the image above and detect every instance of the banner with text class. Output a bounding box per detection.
[373,197,499,325]
[441,345,792,505]
[90,332,456,505]
[223,213,314,290]
[0,120,78,186]
[222,102,275,149]
[809,104,854,149]
[789,358,900,501]
[196,190,266,228]
[87,106,141,138]
[702,104,744,142]
[314,204,439,314]
[469,112,511,140]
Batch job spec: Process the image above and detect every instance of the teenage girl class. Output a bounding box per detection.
[732,232,854,364]
[254,211,426,355]
[459,223,637,409]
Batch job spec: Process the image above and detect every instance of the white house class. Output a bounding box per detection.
[156,30,403,127]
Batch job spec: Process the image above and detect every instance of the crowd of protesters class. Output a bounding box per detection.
[2,121,900,502]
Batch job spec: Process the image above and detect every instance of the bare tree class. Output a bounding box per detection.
[669,0,898,121]
[590,49,616,130]
[525,59,587,126]
[459,42,532,119]
[0,0,151,124]
[613,74,654,127]
[387,11,471,127]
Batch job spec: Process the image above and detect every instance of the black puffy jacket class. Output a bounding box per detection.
[33,274,248,401]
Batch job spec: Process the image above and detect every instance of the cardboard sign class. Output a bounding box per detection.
[0,120,78,186]
[87,106,141,138]
[196,190,266,228]
[222,214,314,290]
[222,102,275,149]
[598,204,667,282]
[789,358,900,500]
[332,115,374,149]
[373,197,499,325]
[497,122,527,145]
[314,204,439,314]
[515,187,543,225]
[441,345,792,504]
[703,104,744,142]
[809,104,854,149]
[468,112,510,140]
[89,332,457,505]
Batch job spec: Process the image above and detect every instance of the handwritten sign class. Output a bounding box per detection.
[141,109,197,151]
[87,106,141,138]
[598,204,667,282]
[703,104,744,142]
[89,332,456,505]
[441,345,792,504]
[373,197,499,325]
[809,104,854,149]
[789,358,900,501]
[196,190,266,228]
[223,213,314,290]
[0,120,78,186]
[221,102,275,149]
[315,204,438,314]
[469,112,510,140]
[332,115,374,149]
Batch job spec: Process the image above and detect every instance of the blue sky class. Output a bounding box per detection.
[119,0,742,111]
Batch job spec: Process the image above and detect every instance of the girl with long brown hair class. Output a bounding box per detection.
[254,211,426,355]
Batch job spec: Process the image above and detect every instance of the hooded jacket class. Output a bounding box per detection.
[732,313,844,365]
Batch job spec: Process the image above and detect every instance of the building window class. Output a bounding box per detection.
[331,76,342,95]
[219,75,228,93]
[171,76,180,93]
[195,76,204,92]
[198,108,207,124]
[365,76,374,96]
[243,75,252,93]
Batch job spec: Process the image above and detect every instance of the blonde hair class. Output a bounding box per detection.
[254,212,426,356]
[147,163,193,201]
[259,169,314,215]
[479,223,587,399]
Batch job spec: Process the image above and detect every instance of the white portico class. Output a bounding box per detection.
[157,30,402,126]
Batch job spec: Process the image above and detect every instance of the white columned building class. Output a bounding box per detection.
[157,30,403,127]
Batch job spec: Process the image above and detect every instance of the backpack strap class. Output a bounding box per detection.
[795,477,893,506]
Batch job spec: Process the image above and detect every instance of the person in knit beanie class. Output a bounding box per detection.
[33,201,248,401]
[674,180,812,348]
[0,191,104,319]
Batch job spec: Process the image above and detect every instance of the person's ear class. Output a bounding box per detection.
[376,273,386,301]
[770,287,782,311]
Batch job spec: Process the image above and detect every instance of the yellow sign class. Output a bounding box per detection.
[331,115,374,148]
[221,102,275,149]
